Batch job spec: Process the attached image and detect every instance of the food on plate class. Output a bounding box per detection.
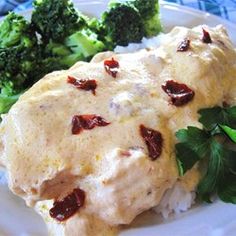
[0,12,38,114]
[0,0,162,116]
[0,24,236,235]
[101,0,161,47]
[31,0,106,69]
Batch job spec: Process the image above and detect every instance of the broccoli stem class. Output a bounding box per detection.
[0,93,21,115]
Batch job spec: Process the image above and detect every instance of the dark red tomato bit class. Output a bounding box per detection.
[177,38,190,52]
[162,80,195,106]
[49,188,85,222]
[120,150,131,157]
[67,76,97,95]
[140,124,163,160]
[72,114,110,135]
[202,28,212,44]
[223,101,229,108]
[104,58,119,78]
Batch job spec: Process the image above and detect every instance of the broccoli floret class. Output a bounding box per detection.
[31,0,87,43]
[0,12,39,93]
[99,0,162,47]
[32,0,106,69]
[132,0,162,37]
[88,18,102,35]
[0,92,21,115]
[0,12,33,48]
[43,29,106,68]
[0,94,19,114]
[0,80,22,115]
[101,2,144,47]
[87,18,113,50]
[66,29,106,60]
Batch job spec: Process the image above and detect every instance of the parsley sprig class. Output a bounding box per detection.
[175,106,236,203]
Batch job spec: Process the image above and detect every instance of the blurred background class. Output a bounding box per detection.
[0,0,32,15]
[0,0,236,23]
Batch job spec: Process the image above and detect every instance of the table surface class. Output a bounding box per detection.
[0,0,236,23]
[164,0,236,23]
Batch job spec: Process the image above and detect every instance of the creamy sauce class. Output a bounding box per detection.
[0,25,236,236]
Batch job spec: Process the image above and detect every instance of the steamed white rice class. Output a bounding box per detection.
[154,182,196,219]
[114,34,167,53]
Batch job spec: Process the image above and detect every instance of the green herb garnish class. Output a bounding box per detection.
[198,106,236,130]
[176,106,236,203]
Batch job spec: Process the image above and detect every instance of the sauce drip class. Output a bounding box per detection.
[140,125,163,160]
[49,188,85,222]
[162,80,195,106]
[202,28,212,44]
[72,114,110,134]
[177,38,190,52]
[67,76,97,95]
[104,58,119,78]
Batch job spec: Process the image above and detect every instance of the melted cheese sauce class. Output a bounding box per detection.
[0,25,236,236]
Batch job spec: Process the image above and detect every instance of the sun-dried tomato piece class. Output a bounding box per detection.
[162,80,195,106]
[177,38,190,52]
[104,58,119,78]
[202,28,212,44]
[223,101,229,108]
[67,76,97,95]
[119,150,131,157]
[72,115,110,134]
[140,125,163,160]
[49,188,85,222]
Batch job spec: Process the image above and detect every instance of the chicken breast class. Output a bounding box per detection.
[0,25,236,236]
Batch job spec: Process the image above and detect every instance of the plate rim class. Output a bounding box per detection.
[2,1,236,31]
[160,1,236,30]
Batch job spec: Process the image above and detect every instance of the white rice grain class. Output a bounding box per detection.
[114,33,168,53]
[154,182,196,219]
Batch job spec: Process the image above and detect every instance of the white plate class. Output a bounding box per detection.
[1,1,236,236]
